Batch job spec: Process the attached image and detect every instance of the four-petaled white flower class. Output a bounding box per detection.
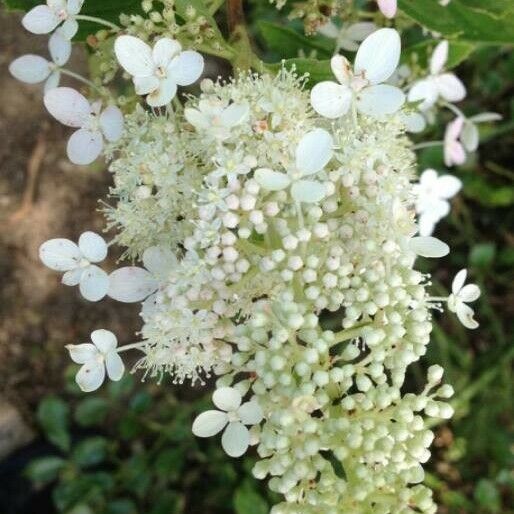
[22,0,84,39]
[66,329,124,392]
[408,40,466,111]
[185,99,249,140]
[311,28,405,119]
[448,269,480,329]
[318,21,376,52]
[114,36,204,107]
[377,0,397,18]
[9,30,71,92]
[192,387,263,457]
[39,231,110,301]
[414,169,462,236]
[44,87,124,165]
[254,128,333,203]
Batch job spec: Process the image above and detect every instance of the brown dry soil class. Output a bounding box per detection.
[0,9,140,421]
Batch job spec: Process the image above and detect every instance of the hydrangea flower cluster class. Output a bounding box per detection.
[10,2,491,513]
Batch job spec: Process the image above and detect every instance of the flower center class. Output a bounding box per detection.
[155,66,167,79]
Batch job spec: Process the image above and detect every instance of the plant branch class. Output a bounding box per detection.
[227,0,245,35]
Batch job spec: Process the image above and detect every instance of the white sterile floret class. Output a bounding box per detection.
[408,40,466,111]
[22,0,83,39]
[318,21,376,52]
[448,269,481,329]
[414,169,462,236]
[9,30,71,91]
[310,28,405,119]
[44,87,124,165]
[377,0,397,18]
[443,117,466,167]
[254,128,333,203]
[185,99,249,140]
[459,112,502,153]
[408,236,450,258]
[39,231,109,301]
[114,35,204,107]
[192,386,263,457]
[66,329,124,392]
[107,246,176,307]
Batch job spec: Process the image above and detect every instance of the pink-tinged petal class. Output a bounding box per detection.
[152,37,181,68]
[146,77,177,107]
[62,267,83,286]
[67,128,103,165]
[99,106,124,142]
[377,0,397,19]
[221,422,250,457]
[105,352,124,381]
[310,81,352,119]
[445,116,464,140]
[91,329,117,353]
[430,40,448,75]
[108,267,158,302]
[44,87,91,127]
[66,343,97,364]
[60,18,78,39]
[452,269,467,295]
[330,54,351,85]
[356,84,405,117]
[133,75,159,95]
[39,238,81,271]
[78,231,107,262]
[192,410,228,437]
[76,361,105,392]
[296,128,333,176]
[49,30,71,66]
[114,35,154,77]
[436,73,466,102]
[9,55,50,84]
[79,265,109,301]
[22,5,60,34]
[213,387,242,411]
[168,50,204,86]
[44,71,61,92]
[354,28,401,84]
[444,141,465,167]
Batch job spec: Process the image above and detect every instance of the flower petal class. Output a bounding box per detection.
[60,18,78,39]
[459,284,480,303]
[409,236,449,258]
[356,84,405,118]
[460,122,479,152]
[310,81,351,119]
[76,361,105,392]
[62,267,83,286]
[79,265,109,302]
[407,79,438,111]
[49,30,71,66]
[456,303,479,330]
[192,410,228,437]
[168,50,204,86]
[469,112,502,123]
[238,400,263,425]
[114,35,154,77]
[105,352,124,381]
[44,71,61,92]
[330,54,351,85]
[377,0,397,19]
[213,386,241,412]
[436,73,466,102]
[66,343,97,364]
[430,40,448,75]
[221,422,250,457]
[152,37,181,68]
[146,77,177,107]
[142,246,177,277]
[22,5,60,34]
[67,0,84,15]
[108,267,158,302]
[222,103,249,127]
[78,231,107,263]
[345,22,377,42]
[91,329,117,353]
[291,180,326,203]
[99,106,124,142]
[133,75,160,95]
[44,87,91,128]
[437,175,462,199]
[296,128,333,176]
[354,28,401,84]
[67,128,103,165]
[39,238,81,271]
[254,168,291,191]
[452,269,467,295]
[401,111,426,133]
[418,213,436,237]
[9,55,50,84]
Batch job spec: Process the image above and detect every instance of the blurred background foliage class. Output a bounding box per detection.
[0,0,513,513]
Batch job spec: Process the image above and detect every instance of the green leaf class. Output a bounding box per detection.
[469,243,496,267]
[71,437,109,468]
[154,447,185,480]
[53,472,114,511]
[106,499,138,514]
[398,0,514,45]
[474,479,501,512]
[74,397,109,427]
[258,21,333,59]
[266,58,332,87]
[25,456,66,484]
[37,396,71,452]
[234,481,268,514]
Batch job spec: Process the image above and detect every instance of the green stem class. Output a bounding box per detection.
[75,14,120,31]
[60,68,103,94]
[412,140,443,150]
